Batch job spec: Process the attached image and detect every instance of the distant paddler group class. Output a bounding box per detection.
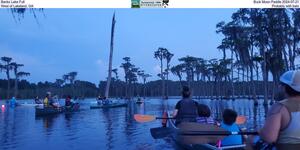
[90,96,127,109]
[35,92,80,116]
[136,97,144,104]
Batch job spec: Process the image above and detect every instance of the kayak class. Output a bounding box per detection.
[35,107,64,116]
[90,103,127,109]
[136,101,144,104]
[35,103,80,116]
[166,112,246,150]
[20,103,44,107]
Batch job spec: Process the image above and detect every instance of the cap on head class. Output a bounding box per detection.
[280,70,300,92]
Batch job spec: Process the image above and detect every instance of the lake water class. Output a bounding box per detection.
[0,98,270,150]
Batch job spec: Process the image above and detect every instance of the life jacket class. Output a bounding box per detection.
[176,98,198,125]
[44,97,49,106]
[220,122,242,146]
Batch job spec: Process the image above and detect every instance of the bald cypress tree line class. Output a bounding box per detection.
[2,8,300,104]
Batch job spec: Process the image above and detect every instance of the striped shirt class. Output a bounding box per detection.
[196,117,215,124]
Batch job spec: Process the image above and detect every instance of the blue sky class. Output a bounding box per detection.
[0,9,237,84]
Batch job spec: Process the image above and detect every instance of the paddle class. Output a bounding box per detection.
[134,114,247,125]
[150,127,174,139]
[181,131,258,136]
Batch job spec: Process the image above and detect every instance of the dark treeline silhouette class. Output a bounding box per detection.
[0,79,98,99]
[98,79,276,99]
[0,78,279,100]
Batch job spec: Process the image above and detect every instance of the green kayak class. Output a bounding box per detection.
[35,107,64,116]
[35,103,80,116]
[90,103,127,109]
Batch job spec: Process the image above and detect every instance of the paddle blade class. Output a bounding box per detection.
[134,114,156,123]
[150,127,173,139]
[236,116,246,125]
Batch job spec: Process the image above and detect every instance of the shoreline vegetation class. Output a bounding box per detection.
[1,9,300,107]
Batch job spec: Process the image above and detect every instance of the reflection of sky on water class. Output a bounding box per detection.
[0,98,268,150]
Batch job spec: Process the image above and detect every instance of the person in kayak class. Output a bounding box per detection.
[196,104,215,124]
[172,86,198,125]
[9,97,17,107]
[259,70,300,149]
[35,96,42,104]
[220,109,242,146]
[44,92,58,108]
[65,95,73,108]
[103,96,110,105]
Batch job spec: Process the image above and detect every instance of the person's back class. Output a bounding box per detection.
[196,104,215,124]
[173,86,198,125]
[43,97,49,106]
[277,99,300,146]
[260,70,300,149]
[10,97,16,106]
[220,109,242,146]
[176,98,198,122]
[65,96,72,107]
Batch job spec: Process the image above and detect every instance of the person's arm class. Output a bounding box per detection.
[172,101,181,118]
[259,103,284,143]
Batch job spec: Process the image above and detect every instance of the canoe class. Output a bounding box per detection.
[90,103,127,109]
[35,103,80,116]
[35,107,64,116]
[166,112,246,150]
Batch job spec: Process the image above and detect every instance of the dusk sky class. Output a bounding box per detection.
[0,9,237,84]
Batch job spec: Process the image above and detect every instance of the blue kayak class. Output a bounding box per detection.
[90,103,127,109]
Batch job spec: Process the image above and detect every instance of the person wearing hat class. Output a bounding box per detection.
[43,92,58,108]
[43,92,51,107]
[260,70,300,149]
[172,85,199,126]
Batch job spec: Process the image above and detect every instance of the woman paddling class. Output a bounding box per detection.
[172,86,198,126]
[260,70,300,149]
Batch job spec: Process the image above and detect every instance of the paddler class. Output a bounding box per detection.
[172,86,198,125]
[43,92,58,108]
[259,70,300,149]
[43,92,51,107]
[65,95,73,108]
[220,109,242,146]
[196,104,215,124]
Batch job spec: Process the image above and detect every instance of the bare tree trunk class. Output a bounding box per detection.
[250,64,257,103]
[263,51,268,105]
[237,69,240,98]
[242,68,245,98]
[105,13,116,98]
[6,71,10,99]
[231,52,235,100]
[143,81,146,98]
[160,59,165,99]
[256,62,259,81]
[14,77,18,97]
[247,67,250,99]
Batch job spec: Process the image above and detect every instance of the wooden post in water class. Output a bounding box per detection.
[105,12,116,98]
